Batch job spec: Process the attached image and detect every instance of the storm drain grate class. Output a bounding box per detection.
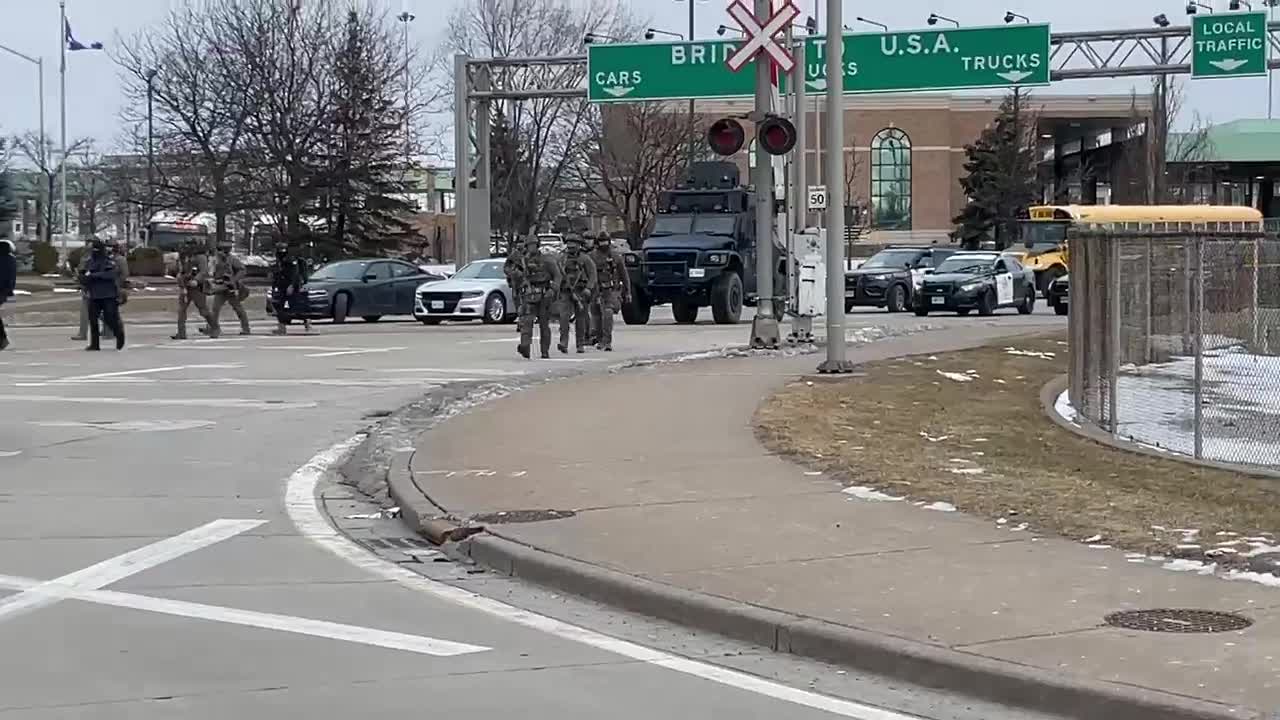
[1104,609,1253,634]
[471,509,577,524]
[362,537,434,551]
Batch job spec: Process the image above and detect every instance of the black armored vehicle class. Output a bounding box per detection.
[623,162,785,326]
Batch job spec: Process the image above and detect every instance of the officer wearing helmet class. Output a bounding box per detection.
[587,232,631,352]
[206,240,251,338]
[556,234,596,354]
[172,238,213,340]
[268,242,311,335]
[504,232,562,359]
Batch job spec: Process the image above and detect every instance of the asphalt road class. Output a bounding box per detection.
[0,309,1064,720]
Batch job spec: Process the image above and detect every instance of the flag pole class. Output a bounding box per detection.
[59,0,68,238]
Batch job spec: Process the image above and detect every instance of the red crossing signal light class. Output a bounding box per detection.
[707,118,746,156]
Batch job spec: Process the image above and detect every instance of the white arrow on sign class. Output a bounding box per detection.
[725,0,800,74]
[1209,58,1248,72]
[997,70,1033,83]
[602,86,635,98]
[805,78,828,91]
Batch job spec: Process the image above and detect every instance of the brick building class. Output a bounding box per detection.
[693,92,1152,244]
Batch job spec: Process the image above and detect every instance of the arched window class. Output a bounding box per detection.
[870,128,912,230]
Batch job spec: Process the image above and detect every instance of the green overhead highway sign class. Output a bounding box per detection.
[1192,11,1268,79]
[804,24,1052,94]
[587,23,1051,104]
[587,40,759,102]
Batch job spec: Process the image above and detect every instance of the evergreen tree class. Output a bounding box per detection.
[0,171,16,237]
[953,89,1038,250]
[322,8,419,257]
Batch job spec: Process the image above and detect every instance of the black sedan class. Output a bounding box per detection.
[270,258,448,323]
[914,252,1037,316]
[845,245,958,313]
[1047,274,1069,315]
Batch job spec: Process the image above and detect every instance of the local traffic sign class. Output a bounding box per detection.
[807,186,828,211]
[725,0,799,74]
[1192,11,1268,79]
[586,23,1052,104]
[803,24,1052,94]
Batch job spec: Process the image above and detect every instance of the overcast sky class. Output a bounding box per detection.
[0,0,1274,156]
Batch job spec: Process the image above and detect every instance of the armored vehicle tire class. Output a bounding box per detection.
[622,293,651,325]
[885,284,908,313]
[977,289,996,317]
[914,307,929,317]
[672,301,699,324]
[956,308,972,316]
[1054,302,1068,316]
[332,293,350,324]
[711,272,744,324]
[362,315,382,323]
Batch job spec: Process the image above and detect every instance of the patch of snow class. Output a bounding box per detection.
[52,288,77,294]
[1162,558,1219,575]
[1011,522,1029,532]
[842,486,904,502]
[803,470,823,476]
[948,467,985,475]
[1005,347,1056,360]
[927,356,939,361]
[0,451,21,458]
[1224,570,1280,588]
[936,370,975,383]
[996,518,1009,525]
[1244,543,1280,558]
[1053,390,1078,424]
[1082,534,1103,543]
[994,379,1008,385]
[1088,544,1112,549]
[919,432,949,443]
[923,501,957,512]
[972,438,989,443]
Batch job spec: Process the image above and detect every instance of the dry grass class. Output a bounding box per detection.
[754,334,1280,568]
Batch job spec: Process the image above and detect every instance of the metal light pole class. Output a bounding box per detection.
[145,68,157,244]
[59,0,68,238]
[0,44,47,243]
[397,11,415,165]
[818,0,851,373]
[750,0,778,346]
[687,0,696,174]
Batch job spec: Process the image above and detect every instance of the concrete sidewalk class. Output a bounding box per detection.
[400,326,1280,720]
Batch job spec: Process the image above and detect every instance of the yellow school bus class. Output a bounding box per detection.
[1015,205,1265,296]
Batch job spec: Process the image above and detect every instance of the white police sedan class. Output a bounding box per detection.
[413,258,517,325]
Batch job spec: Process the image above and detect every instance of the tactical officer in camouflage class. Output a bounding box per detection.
[504,233,562,359]
[172,239,213,340]
[556,234,597,354]
[588,232,631,352]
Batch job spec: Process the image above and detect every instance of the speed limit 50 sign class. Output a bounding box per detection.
[807,186,828,211]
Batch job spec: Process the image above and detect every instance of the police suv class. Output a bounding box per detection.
[914,251,1037,316]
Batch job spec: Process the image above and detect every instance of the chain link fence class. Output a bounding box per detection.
[1068,227,1280,468]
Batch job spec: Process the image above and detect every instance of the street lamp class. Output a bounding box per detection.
[1186,2,1213,14]
[1004,11,1031,24]
[144,68,157,239]
[60,0,105,239]
[0,43,47,244]
[716,24,746,36]
[855,16,888,31]
[1153,13,1171,27]
[645,28,684,41]
[927,13,960,27]
[1229,0,1253,9]
[397,11,414,167]
[582,32,620,44]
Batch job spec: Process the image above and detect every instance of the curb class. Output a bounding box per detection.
[387,337,1257,720]
[1040,375,1280,480]
[455,532,1247,720]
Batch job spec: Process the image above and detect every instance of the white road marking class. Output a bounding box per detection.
[56,363,244,382]
[0,519,264,622]
[0,451,21,458]
[156,344,246,350]
[20,378,458,388]
[305,347,406,358]
[465,338,522,345]
[0,574,488,657]
[377,368,526,376]
[288,437,923,719]
[30,420,217,432]
[0,394,317,410]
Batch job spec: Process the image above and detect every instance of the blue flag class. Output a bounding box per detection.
[65,19,104,51]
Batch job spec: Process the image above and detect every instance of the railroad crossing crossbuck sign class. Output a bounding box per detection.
[725,0,800,74]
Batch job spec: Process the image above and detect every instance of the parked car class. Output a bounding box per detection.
[271,258,448,323]
[414,258,516,325]
[1047,273,1069,315]
[845,245,959,313]
[914,251,1037,317]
